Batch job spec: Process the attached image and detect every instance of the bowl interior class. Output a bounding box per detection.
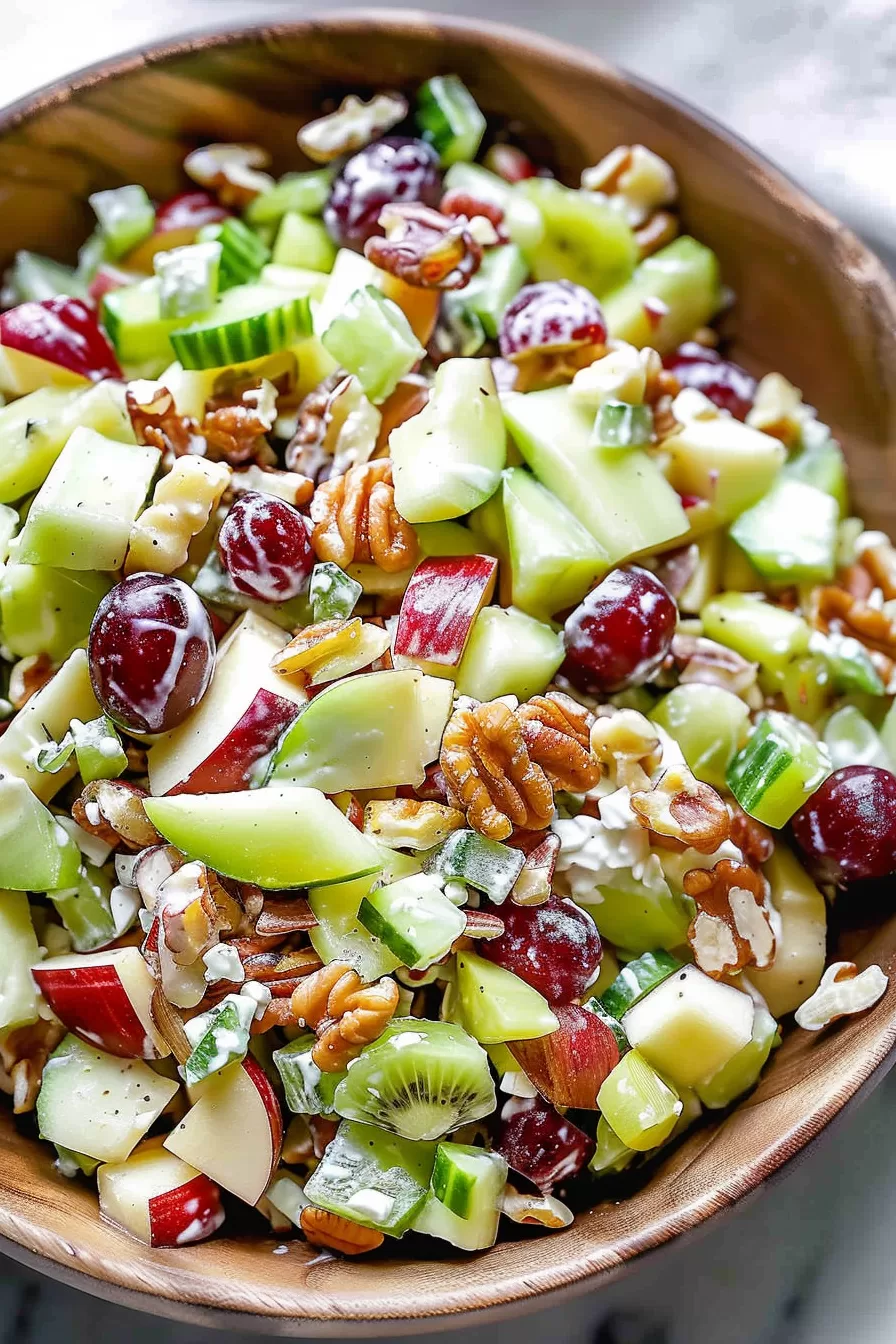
[1,11,896,1332]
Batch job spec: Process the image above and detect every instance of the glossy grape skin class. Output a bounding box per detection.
[499,281,607,359]
[482,895,601,1004]
[792,765,896,885]
[562,565,678,695]
[88,574,215,734]
[664,342,756,421]
[496,1097,594,1194]
[217,491,313,603]
[324,136,442,251]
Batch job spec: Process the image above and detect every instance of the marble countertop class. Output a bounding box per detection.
[3,2,895,1340]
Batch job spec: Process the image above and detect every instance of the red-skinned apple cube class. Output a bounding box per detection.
[0,297,122,396]
[394,555,498,666]
[98,1144,225,1247]
[167,687,300,795]
[509,1003,619,1109]
[32,947,169,1060]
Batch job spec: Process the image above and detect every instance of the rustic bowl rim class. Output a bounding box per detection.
[1,9,896,1333]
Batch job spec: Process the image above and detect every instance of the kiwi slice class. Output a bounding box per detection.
[333,1019,496,1142]
[515,178,637,297]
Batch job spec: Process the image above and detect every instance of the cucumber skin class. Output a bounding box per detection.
[171,291,312,371]
[599,950,683,1020]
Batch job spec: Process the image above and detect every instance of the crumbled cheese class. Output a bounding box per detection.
[203,942,245,985]
[240,981,272,1019]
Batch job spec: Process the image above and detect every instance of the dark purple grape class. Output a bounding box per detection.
[562,565,677,695]
[499,281,607,359]
[324,136,442,251]
[217,491,313,603]
[496,1097,594,1194]
[88,574,214,734]
[792,765,896,885]
[482,896,601,1004]
[664,342,756,421]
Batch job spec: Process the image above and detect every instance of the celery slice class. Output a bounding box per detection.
[729,479,838,583]
[596,1050,681,1151]
[727,711,832,828]
[322,286,423,403]
[416,75,486,166]
[701,592,810,675]
[599,950,682,1020]
[89,185,155,260]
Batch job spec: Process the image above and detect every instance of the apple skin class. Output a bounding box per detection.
[32,948,168,1060]
[148,1171,225,1247]
[98,1145,225,1248]
[394,555,498,666]
[509,1003,619,1109]
[0,297,122,383]
[243,1055,284,1167]
[167,687,300,795]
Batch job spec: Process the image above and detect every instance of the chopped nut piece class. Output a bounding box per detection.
[299,1205,385,1255]
[0,1020,65,1115]
[440,699,555,841]
[73,780,161,851]
[290,961,400,1071]
[794,961,888,1031]
[366,203,482,290]
[728,801,775,867]
[149,985,192,1065]
[856,533,896,601]
[297,92,408,163]
[201,379,278,467]
[510,832,560,906]
[271,618,363,678]
[589,709,662,792]
[634,208,679,258]
[745,372,806,447]
[683,859,775,978]
[516,692,601,793]
[125,455,231,575]
[669,634,759,699]
[631,764,730,855]
[310,459,417,574]
[500,1183,573,1229]
[184,142,274,208]
[127,381,204,457]
[363,798,465,850]
[286,371,347,482]
[230,463,314,508]
[463,909,505,940]
[813,585,896,664]
[254,898,318,937]
[581,144,677,227]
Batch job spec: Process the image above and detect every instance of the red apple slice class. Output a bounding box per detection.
[394,555,498,666]
[511,833,560,905]
[0,297,122,395]
[509,1003,619,1109]
[122,190,231,272]
[32,947,170,1060]
[98,1144,225,1247]
[148,611,306,797]
[164,1056,283,1206]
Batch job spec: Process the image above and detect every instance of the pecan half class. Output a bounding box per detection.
[291,961,399,1072]
[310,459,417,574]
[589,709,662,792]
[73,780,161,851]
[184,143,274,208]
[299,1205,384,1255]
[516,692,601,792]
[440,699,554,841]
[631,765,730,855]
[287,374,380,483]
[794,961,888,1031]
[683,859,776,978]
[365,203,482,290]
[669,633,759,698]
[297,92,407,163]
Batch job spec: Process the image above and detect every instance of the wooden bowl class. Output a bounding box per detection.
[2,11,896,1334]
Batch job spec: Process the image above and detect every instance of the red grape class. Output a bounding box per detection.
[792,765,896,885]
[496,1097,594,1194]
[154,190,230,234]
[499,281,606,360]
[88,574,215,734]
[482,895,601,1004]
[217,491,313,603]
[483,144,538,183]
[664,342,756,421]
[0,297,122,382]
[324,137,442,251]
[562,565,677,695]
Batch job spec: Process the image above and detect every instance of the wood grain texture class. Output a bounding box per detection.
[1,10,896,1333]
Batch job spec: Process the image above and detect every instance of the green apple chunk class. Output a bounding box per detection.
[268,669,430,793]
[622,965,755,1089]
[652,684,751,791]
[455,949,558,1044]
[1,564,113,660]
[503,386,687,563]
[390,358,506,523]
[501,466,608,618]
[745,844,826,1017]
[455,606,564,702]
[143,787,382,890]
[16,428,160,571]
[0,772,81,892]
[601,236,722,353]
[321,286,423,403]
[729,478,838,584]
[701,592,810,675]
[0,890,41,1032]
[696,1006,779,1109]
[575,870,691,955]
[0,381,134,505]
[663,400,786,528]
[0,649,100,803]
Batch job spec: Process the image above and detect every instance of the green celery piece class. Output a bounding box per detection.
[652,684,750,791]
[596,1050,681,1151]
[600,950,683,1020]
[183,998,252,1087]
[304,1119,435,1237]
[589,1115,636,1176]
[272,212,336,273]
[154,241,222,320]
[808,630,885,697]
[423,828,524,905]
[50,862,117,954]
[701,592,810,675]
[309,561,361,621]
[272,1033,344,1114]
[71,716,127,783]
[727,711,832,828]
[0,565,113,661]
[592,399,653,450]
[444,244,528,340]
[0,773,81,892]
[416,75,486,166]
[0,890,41,1032]
[321,286,423,403]
[729,479,838,583]
[601,236,722,353]
[89,185,155,260]
[244,169,334,225]
[823,704,894,772]
[780,654,831,724]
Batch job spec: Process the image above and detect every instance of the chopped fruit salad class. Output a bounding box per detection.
[0,74,891,1261]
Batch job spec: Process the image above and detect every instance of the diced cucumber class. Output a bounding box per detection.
[701,593,810,675]
[321,286,422,404]
[515,178,637,297]
[577,872,691,955]
[0,649,99,803]
[696,1006,779,1109]
[652,684,750,791]
[51,860,118,952]
[7,251,87,304]
[16,428,159,571]
[192,549,313,631]
[729,479,837,583]
[589,1114,636,1177]
[0,564,113,661]
[89,185,155,260]
[303,1119,435,1237]
[358,873,466,970]
[444,243,529,340]
[727,711,832,828]
[0,380,134,504]
[199,217,270,289]
[621,965,755,1089]
[810,630,885,697]
[823,704,893,771]
[37,1034,179,1163]
[182,996,252,1087]
[154,241,221,320]
[499,466,607,619]
[273,1033,344,1114]
[271,211,336,273]
[0,890,40,1031]
[414,1142,507,1251]
[596,1050,681,1151]
[599,950,683,1020]
[309,561,362,622]
[170,283,312,371]
[592,399,653,450]
[455,949,558,1044]
[601,236,722,352]
[455,605,565,702]
[745,844,826,1017]
[391,358,506,522]
[424,829,525,906]
[143,788,382,890]
[244,169,334,225]
[268,669,429,793]
[503,386,687,563]
[102,278,202,370]
[664,404,786,529]
[783,419,847,516]
[0,773,81,892]
[416,75,486,166]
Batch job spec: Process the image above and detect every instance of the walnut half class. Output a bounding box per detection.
[631,764,731,855]
[683,859,776,979]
